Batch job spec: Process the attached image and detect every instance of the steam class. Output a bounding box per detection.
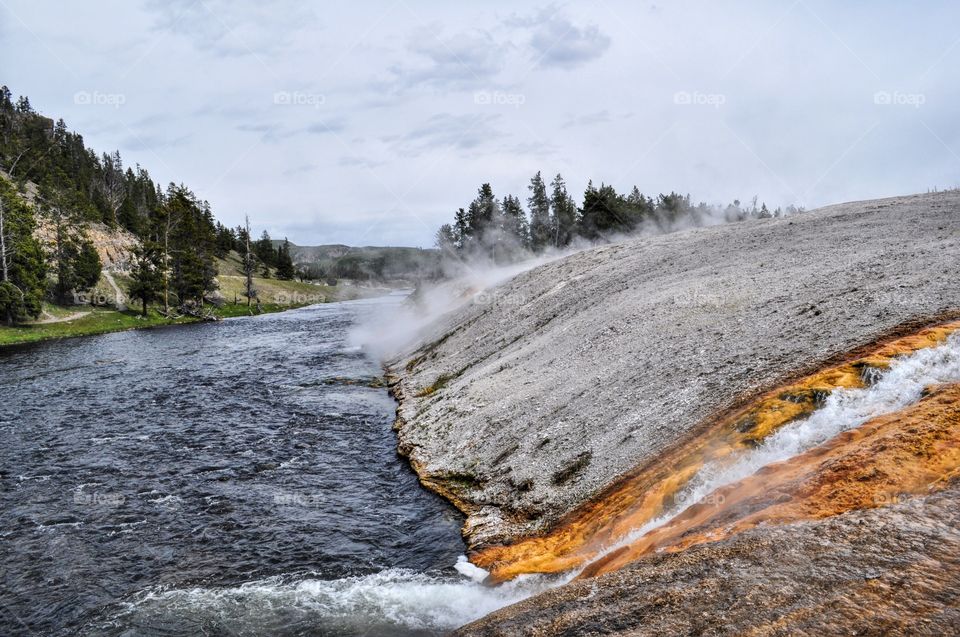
[348,250,568,362]
[354,195,810,363]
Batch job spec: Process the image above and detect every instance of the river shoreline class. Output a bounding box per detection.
[1,293,469,636]
[0,302,312,348]
[0,286,400,348]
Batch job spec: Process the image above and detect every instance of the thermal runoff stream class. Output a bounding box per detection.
[578,328,960,576]
[473,321,960,583]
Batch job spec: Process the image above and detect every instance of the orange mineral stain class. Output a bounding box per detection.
[472,320,960,582]
[579,382,960,578]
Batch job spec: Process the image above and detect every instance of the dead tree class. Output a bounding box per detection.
[158,205,178,315]
[0,197,11,282]
[98,151,126,225]
[242,214,257,307]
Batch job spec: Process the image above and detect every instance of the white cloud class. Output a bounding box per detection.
[2,0,958,247]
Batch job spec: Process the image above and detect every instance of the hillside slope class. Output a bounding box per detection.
[389,191,960,553]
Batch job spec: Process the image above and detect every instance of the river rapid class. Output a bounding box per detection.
[0,294,550,636]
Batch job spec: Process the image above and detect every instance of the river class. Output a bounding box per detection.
[0,294,541,636]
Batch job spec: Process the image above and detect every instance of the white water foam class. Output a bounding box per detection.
[111,332,960,634]
[114,561,571,635]
[599,330,960,557]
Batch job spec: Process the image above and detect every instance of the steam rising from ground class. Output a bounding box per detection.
[348,251,567,362]
[350,202,807,363]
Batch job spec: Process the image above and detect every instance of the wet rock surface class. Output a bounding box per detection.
[390,191,960,550]
[455,482,960,636]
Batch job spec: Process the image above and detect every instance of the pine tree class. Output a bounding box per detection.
[128,242,162,316]
[165,184,217,307]
[501,194,530,255]
[625,186,654,228]
[654,192,692,230]
[453,207,470,249]
[527,171,551,252]
[155,196,177,313]
[435,224,458,259]
[0,195,11,285]
[579,182,637,239]
[45,200,100,302]
[550,174,577,248]
[255,230,276,268]
[276,238,295,280]
[99,151,126,226]
[214,222,236,258]
[74,240,102,289]
[467,184,498,242]
[0,181,45,324]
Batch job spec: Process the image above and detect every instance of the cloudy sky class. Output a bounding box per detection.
[2,1,958,246]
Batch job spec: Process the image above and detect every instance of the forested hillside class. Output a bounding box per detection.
[0,86,318,325]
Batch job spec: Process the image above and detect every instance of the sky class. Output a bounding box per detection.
[1,0,958,247]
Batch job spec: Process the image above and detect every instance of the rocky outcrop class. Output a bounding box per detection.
[33,217,139,271]
[389,191,960,557]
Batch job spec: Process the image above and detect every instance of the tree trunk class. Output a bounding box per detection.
[162,221,170,314]
[0,198,8,282]
[8,149,26,177]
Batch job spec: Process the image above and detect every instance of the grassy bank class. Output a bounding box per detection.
[0,308,191,346]
[0,288,389,347]
[0,251,398,347]
[0,301,325,347]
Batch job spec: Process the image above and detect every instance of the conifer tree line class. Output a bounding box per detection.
[436,172,803,261]
[0,86,295,321]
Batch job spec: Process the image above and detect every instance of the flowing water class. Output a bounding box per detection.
[8,292,952,635]
[596,330,960,559]
[0,294,555,637]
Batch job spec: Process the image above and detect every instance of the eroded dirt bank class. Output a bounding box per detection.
[390,191,960,553]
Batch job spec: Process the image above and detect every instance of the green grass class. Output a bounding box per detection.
[0,301,314,347]
[215,251,391,305]
[0,308,198,346]
[0,253,395,347]
[416,373,454,397]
